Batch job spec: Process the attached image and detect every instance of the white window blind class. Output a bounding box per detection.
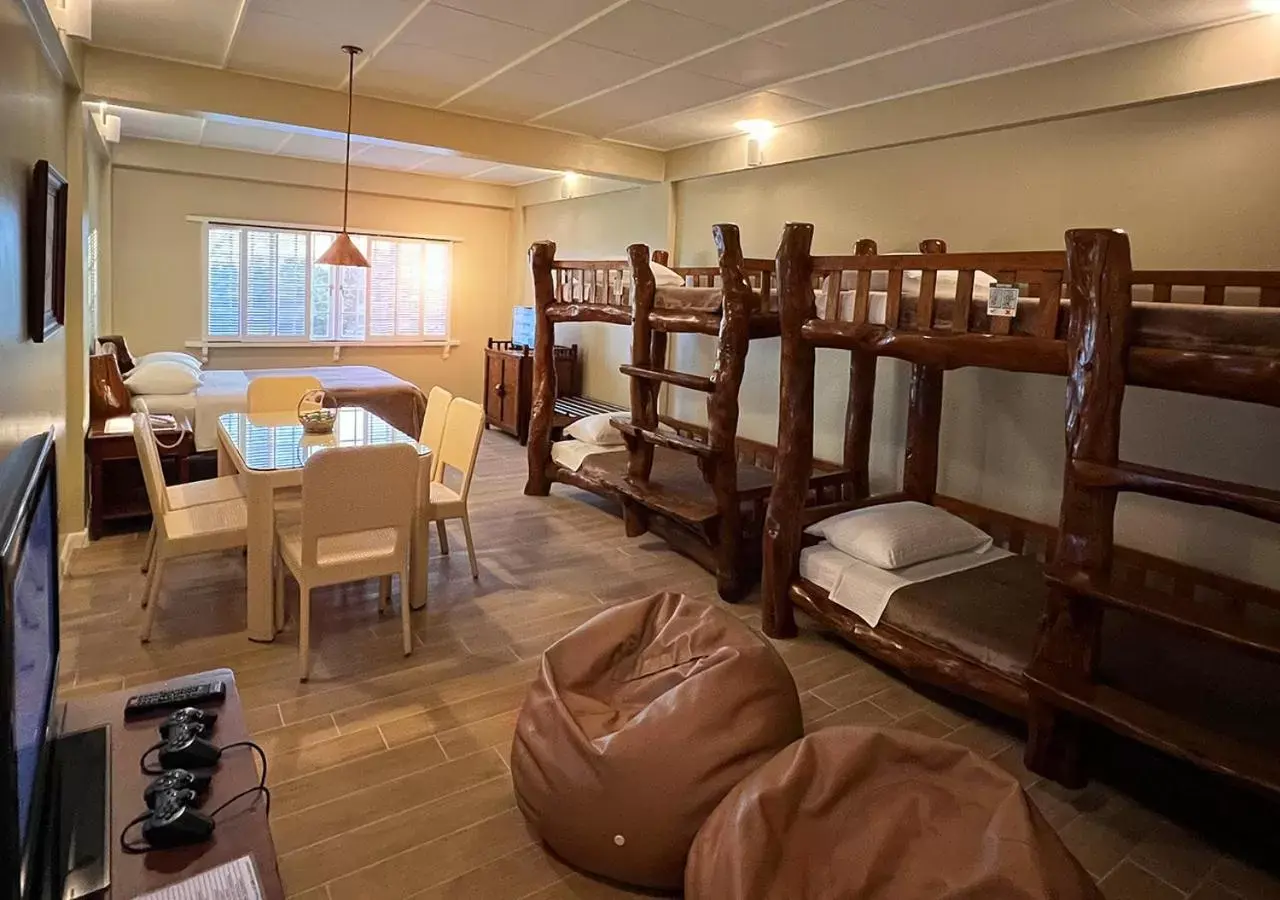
[205,224,452,342]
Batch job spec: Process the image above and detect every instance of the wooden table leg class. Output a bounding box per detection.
[245,476,276,641]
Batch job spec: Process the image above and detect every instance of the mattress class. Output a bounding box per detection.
[799,541,1012,628]
[129,365,426,452]
[551,439,623,473]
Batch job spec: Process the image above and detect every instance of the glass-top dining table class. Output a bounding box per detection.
[216,407,434,641]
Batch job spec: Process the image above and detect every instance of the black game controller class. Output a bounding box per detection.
[157,724,222,770]
[141,791,215,849]
[144,769,212,808]
[159,707,218,739]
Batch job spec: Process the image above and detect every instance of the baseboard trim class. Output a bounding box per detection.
[60,530,87,578]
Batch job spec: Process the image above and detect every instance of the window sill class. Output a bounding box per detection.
[184,339,461,364]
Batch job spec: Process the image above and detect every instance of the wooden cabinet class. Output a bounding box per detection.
[483,339,578,444]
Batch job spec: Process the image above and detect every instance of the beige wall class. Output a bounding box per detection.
[110,164,513,404]
[0,0,70,513]
[516,79,1280,588]
[521,184,668,407]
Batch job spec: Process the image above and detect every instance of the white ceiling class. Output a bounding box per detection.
[89,0,1265,151]
[98,105,560,184]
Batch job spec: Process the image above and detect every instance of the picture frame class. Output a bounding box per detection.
[27,160,67,343]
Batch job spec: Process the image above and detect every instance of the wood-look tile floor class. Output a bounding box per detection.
[64,435,1280,900]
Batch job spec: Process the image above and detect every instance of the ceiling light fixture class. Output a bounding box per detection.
[1251,0,1280,13]
[317,44,370,269]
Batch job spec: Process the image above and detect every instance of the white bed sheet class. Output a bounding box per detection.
[799,541,1012,628]
[551,439,624,473]
[129,370,253,452]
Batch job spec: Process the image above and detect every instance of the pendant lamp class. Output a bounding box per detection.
[317,44,369,268]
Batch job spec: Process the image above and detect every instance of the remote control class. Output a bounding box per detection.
[124,681,227,720]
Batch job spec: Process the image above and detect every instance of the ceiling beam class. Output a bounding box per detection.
[83,47,665,183]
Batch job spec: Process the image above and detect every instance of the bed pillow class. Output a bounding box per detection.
[820,270,889,294]
[124,360,202,396]
[806,500,991,570]
[565,412,628,446]
[903,269,997,293]
[650,262,686,287]
[137,350,202,371]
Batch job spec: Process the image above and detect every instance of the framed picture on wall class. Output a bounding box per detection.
[27,160,67,343]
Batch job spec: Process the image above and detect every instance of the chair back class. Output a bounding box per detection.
[300,443,418,568]
[247,375,322,413]
[131,413,169,524]
[419,386,453,479]
[437,399,485,501]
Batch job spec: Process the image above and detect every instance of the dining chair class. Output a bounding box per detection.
[423,398,485,579]
[247,374,323,413]
[140,469,244,575]
[274,443,419,682]
[133,414,248,642]
[419,386,452,481]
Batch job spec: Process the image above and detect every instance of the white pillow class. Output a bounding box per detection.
[649,262,685,287]
[806,501,992,570]
[137,350,202,371]
[124,360,202,396]
[903,269,997,292]
[565,412,629,446]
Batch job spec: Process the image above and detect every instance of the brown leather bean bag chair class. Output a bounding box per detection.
[511,592,803,891]
[687,727,1102,900]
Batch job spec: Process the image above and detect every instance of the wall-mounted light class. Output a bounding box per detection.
[561,170,580,200]
[735,119,775,167]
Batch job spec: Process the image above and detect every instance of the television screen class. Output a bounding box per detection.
[12,473,54,842]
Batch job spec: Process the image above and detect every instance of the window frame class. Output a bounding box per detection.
[201,220,455,346]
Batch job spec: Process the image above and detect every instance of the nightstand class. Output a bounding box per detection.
[85,418,196,539]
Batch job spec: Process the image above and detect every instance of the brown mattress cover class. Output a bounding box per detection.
[861,555,1280,748]
[511,593,803,890]
[686,726,1101,900]
[245,365,426,439]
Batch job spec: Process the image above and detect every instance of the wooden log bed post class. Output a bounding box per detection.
[843,238,879,501]
[708,224,753,601]
[903,239,947,504]
[763,223,818,638]
[1026,228,1133,787]
[524,240,558,497]
[624,242,659,537]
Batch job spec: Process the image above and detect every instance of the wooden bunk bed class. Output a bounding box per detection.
[525,226,846,600]
[763,222,1280,795]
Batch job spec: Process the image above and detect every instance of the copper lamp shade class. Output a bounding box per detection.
[317,231,369,268]
[318,44,370,269]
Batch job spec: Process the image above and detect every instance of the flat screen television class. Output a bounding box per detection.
[0,432,59,900]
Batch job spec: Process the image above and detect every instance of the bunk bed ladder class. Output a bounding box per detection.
[620,226,754,601]
[1026,228,1280,796]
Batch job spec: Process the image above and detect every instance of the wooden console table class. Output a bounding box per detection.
[60,669,284,899]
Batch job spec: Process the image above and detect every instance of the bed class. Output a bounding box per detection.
[763,223,1280,795]
[95,336,427,451]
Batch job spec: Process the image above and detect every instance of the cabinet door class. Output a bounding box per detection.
[483,352,505,425]
[499,357,522,431]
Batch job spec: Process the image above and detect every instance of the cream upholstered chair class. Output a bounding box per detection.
[423,398,485,579]
[274,443,419,682]
[246,374,322,412]
[140,472,244,576]
[419,386,452,481]
[133,414,248,642]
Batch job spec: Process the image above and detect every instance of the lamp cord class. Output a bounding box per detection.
[340,45,361,232]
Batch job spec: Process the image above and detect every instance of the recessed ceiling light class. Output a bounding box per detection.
[1252,0,1280,12]
[735,119,775,141]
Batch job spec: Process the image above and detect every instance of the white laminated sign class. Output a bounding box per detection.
[987,284,1022,318]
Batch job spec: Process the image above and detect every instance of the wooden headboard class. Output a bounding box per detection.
[95,334,136,376]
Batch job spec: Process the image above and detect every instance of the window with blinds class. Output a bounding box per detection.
[205,224,452,342]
